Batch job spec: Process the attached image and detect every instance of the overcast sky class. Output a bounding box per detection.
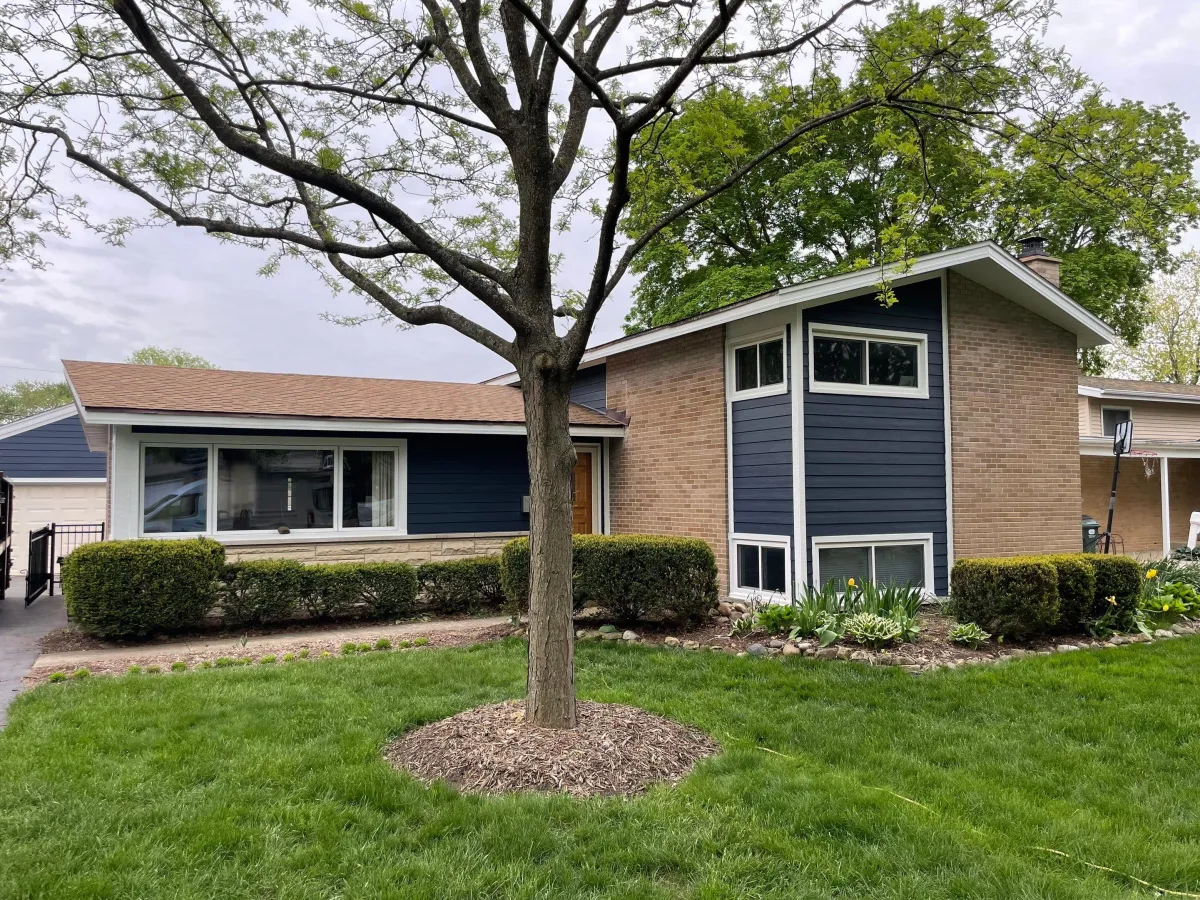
[2,0,1198,389]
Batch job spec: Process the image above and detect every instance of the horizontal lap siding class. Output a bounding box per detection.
[407,434,529,534]
[803,279,949,594]
[571,365,607,410]
[0,416,106,478]
[731,327,793,540]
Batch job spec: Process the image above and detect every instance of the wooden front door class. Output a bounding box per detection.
[572,452,593,534]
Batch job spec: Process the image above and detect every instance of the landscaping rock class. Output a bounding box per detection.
[1154,629,1175,639]
[729,611,743,623]
[717,601,734,617]
[601,631,622,641]
[1171,623,1188,635]
[622,630,639,642]
[781,644,801,656]
[682,640,700,650]
[796,641,814,652]
[1008,649,1028,659]
[598,625,618,634]
[717,616,730,626]
[835,647,852,661]
[1109,635,1126,645]
[849,650,871,663]
[732,603,747,614]
[663,636,681,647]
[767,639,785,649]
[1055,644,1080,652]
[747,643,769,657]
[814,647,838,660]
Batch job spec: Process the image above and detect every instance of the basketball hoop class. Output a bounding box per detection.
[1143,457,1157,479]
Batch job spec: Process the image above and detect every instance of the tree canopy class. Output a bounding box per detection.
[1108,252,1200,385]
[622,78,1200,372]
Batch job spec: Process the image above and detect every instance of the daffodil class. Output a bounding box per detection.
[1107,595,1117,606]
[847,578,856,588]
[1147,569,1158,579]
[1163,603,1171,612]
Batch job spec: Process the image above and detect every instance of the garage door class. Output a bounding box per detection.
[9,481,107,576]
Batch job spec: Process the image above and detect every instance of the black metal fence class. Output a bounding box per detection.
[25,525,53,605]
[24,522,105,605]
[0,473,12,595]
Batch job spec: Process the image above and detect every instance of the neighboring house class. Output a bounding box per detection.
[0,406,107,576]
[1079,378,1200,557]
[66,239,1113,599]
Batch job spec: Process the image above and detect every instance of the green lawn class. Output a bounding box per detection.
[3,640,1200,900]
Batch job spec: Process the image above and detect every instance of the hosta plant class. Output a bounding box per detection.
[844,613,902,648]
[948,622,991,649]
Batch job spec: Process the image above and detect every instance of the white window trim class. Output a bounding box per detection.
[1100,406,1133,438]
[808,322,929,400]
[729,532,792,602]
[810,532,935,596]
[137,433,408,540]
[727,329,789,401]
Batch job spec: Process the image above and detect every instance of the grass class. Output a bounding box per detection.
[2,640,1200,900]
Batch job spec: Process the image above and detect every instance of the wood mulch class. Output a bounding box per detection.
[385,699,718,797]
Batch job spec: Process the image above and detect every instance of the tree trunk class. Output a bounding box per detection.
[521,365,578,729]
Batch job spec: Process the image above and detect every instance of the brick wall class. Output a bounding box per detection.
[947,272,1082,558]
[1080,455,1162,556]
[606,325,730,591]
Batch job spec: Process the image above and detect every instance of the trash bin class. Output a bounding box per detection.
[1081,514,1101,553]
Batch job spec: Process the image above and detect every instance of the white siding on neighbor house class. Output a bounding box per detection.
[1081,397,1200,441]
[8,481,107,575]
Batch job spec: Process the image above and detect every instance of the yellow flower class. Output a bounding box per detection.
[1163,604,1171,612]
[1107,595,1117,606]
[847,578,856,588]
[1147,569,1158,579]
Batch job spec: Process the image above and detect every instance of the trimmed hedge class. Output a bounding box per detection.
[61,538,226,637]
[418,556,504,615]
[948,557,1061,639]
[301,563,418,620]
[500,534,718,624]
[218,559,306,625]
[950,553,1142,638]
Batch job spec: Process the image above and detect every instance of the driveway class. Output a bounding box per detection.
[0,581,69,726]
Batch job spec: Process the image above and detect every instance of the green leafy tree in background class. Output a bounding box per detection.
[1108,252,1200,384]
[0,0,1177,726]
[623,84,1200,373]
[0,347,215,422]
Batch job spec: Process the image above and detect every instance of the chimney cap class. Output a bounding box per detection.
[1018,234,1050,259]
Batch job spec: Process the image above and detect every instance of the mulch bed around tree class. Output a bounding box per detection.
[385,699,719,797]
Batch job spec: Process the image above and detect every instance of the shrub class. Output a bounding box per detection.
[298,649,309,659]
[47,672,66,683]
[214,657,234,668]
[283,653,296,662]
[127,665,143,676]
[844,612,902,648]
[217,560,305,626]
[413,637,429,647]
[61,537,225,637]
[72,668,90,680]
[374,638,391,650]
[171,661,187,672]
[500,534,718,624]
[145,665,161,675]
[356,642,372,653]
[258,655,277,665]
[418,556,504,615]
[341,642,357,655]
[949,557,1060,639]
[948,622,991,649]
[1041,554,1097,630]
[199,660,213,669]
[302,562,418,620]
[1086,555,1141,627]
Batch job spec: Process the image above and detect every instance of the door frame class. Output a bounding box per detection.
[573,443,603,535]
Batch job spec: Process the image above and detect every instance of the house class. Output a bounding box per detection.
[0,406,108,577]
[66,239,1114,599]
[1079,378,1200,557]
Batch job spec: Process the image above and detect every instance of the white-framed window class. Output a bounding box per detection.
[727,330,788,400]
[810,533,934,594]
[808,323,929,399]
[730,533,791,601]
[139,435,406,539]
[1101,406,1132,438]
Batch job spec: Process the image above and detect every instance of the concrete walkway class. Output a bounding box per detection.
[0,581,69,726]
[33,615,511,671]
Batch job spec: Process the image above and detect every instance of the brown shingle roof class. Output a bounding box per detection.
[1081,376,1200,399]
[64,361,623,428]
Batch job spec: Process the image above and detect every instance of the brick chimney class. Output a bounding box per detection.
[1017,234,1061,287]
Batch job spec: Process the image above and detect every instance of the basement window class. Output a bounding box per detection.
[731,534,791,600]
[811,534,933,594]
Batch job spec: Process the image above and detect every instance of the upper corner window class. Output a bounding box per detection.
[1101,407,1131,437]
[810,326,927,397]
[732,336,786,396]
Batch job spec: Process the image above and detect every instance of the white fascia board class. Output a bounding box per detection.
[1077,387,1200,406]
[77,409,624,438]
[0,405,77,440]
[7,477,107,484]
[1080,436,1200,458]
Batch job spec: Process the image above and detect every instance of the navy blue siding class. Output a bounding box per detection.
[803,278,949,594]
[407,434,530,534]
[0,414,106,478]
[731,327,793,539]
[571,364,607,410]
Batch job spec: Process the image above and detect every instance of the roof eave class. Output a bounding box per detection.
[1077,386,1200,406]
